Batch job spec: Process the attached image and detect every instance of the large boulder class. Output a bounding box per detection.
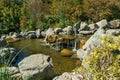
[53,72,83,80]
[0,48,18,64]
[60,49,75,57]
[106,29,120,36]
[109,19,120,29]
[77,28,106,60]
[18,54,53,80]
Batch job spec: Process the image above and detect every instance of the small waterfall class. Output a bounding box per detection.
[67,39,70,48]
[55,39,59,49]
[72,39,78,52]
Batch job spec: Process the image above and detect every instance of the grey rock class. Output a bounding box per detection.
[77,28,106,61]
[106,29,120,36]
[41,31,46,38]
[73,22,80,34]
[11,32,23,38]
[18,54,53,80]
[44,28,54,42]
[54,28,63,34]
[109,19,120,29]
[63,26,74,35]
[79,30,94,35]
[53,72,83,80]
[79,22,89,30]
[96,19,108,28]
[26,31,37,39]
[77,49,85,60]
[35,29,41,38]
[88,23,98,30]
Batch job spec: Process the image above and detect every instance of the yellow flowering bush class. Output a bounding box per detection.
[75,35,120,80]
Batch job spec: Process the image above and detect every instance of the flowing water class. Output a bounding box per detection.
[9,39,76,75]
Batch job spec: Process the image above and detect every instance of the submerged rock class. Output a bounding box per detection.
[18,54,53,80]
[60,49,75,57]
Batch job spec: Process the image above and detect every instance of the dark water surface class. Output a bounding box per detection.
[9,39,76,75]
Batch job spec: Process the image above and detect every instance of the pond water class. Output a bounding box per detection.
[9,39,77,75]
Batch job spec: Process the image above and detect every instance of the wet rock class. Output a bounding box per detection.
[18,54,53,80]
[109,19,120,29]
[60,49,75,57]
[106,29,120,36]
[53,72,83,80]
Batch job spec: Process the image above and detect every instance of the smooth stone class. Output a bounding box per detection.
[60,49,75,57]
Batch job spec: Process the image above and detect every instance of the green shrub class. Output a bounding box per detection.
[74,36,120,80]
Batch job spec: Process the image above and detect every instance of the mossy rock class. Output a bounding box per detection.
[6,38,22,43]
[60,49,75,57]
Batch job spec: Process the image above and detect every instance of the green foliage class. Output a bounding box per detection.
[75,36,120,80]
[0,0,120,33]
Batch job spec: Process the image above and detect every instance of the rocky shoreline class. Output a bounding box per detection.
[0,19,120,80]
